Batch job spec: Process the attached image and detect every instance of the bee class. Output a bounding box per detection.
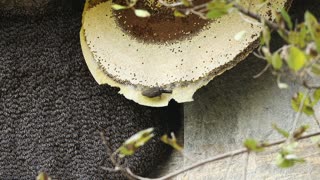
[141,87,172,98]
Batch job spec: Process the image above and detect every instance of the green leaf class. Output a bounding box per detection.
[244,139,265,152]
[271,52,283,70]
[297,24,309,47]
[181,0,191,7]
[272,124,289,138]
[305,11,320,53]
[111,4,128,10]
[313,89,320,104]
[291,92,315,116]
[262,47,272,63]
[206,9,227,19]
[276,143,305,168]
[262,26,271,47]
[206,1,233,19]
[293,125,309,139]
[311,64,320,75]
[280,9,293,30]
[288,31,306,48]
[291,93,301,111]
[118,128,154,157]
[37,172,51,180]
[161,134,183,151]
[287,46,307,71]
[134,9,151,18]
[174,10,186,17]
[276,153,295,168]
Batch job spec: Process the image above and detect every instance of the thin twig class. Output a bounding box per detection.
[189,9,207,19]
[287,89,310,143]
[253,64,270,78]
[100,132,135,180]
[124,131,320,180]
[313,114,320,129]
[238,12,262,26]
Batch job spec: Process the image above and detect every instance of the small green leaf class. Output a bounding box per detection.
[291,93,301,111]
[276,143,305,168]
[37,172,51,180]
[280,9,293,30]
[303,106,315,116]
[174,10,186,17]
[276,153,295,168]
[161,134,183,151]
[262,47,272,63]
[288,31,306,48]
[206,9,226,19]
[134,9,151,18]
[244,139,265,152]
[262,26,271,47]
[293,125,309,139]
[287,46,307,71]
[272,124,289,138]
[206,1,233,19]
[305,11,320,53]
[311,64,320,75]
[291,92,315,116]
[271,52,283,70]
[181,0,191,7]
[111,4,128,10]
[118,128,154,157]
[313,89,320,103]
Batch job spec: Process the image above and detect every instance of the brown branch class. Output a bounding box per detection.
[100,132,135,180]
[313,114,320,129]
[124,131,320,180]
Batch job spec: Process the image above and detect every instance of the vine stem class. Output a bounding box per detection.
[124,131,320,180]
[287,89,310,143]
